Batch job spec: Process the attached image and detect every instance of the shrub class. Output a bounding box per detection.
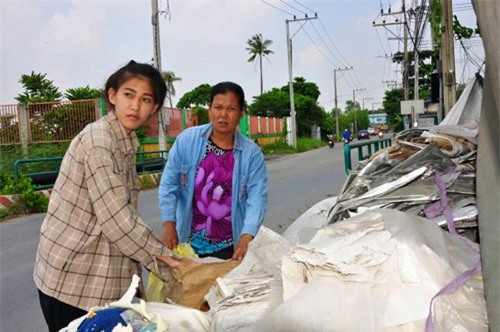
[0,173,48,219]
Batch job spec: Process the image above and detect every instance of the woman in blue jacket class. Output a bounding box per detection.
[158,82,268,260]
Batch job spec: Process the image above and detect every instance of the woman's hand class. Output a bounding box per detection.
[162,221,178,249]
[156,255,182,268]
[232,234,254,261]
[156,255,193,268]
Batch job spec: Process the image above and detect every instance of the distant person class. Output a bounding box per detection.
[343,129,352,141]
[34,60,184,332]
[158,81,268,261]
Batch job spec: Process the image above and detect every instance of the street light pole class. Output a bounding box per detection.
[334,66,352,140]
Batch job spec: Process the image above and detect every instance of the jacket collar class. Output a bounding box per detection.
[201,123,243,151]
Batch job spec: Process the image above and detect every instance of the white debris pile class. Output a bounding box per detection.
[257,209,488,331]
[206,226,291,332]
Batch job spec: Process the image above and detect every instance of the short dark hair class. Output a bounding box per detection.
[104,60,167,110]
[210,82,246,110]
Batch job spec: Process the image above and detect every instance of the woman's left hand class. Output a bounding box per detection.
[232,234,254,261]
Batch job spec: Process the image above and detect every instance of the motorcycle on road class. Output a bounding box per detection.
[326,134,335,148]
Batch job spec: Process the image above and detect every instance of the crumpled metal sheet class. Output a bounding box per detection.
[329,120,478,240]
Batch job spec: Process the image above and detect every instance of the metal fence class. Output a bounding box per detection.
[0,99,99,145]
[0,104,21,145]
[0,100,202,146]
[27,99,99,143]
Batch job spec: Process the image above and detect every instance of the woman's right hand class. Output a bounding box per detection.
[157,255,188,268]
[162,221,178,249]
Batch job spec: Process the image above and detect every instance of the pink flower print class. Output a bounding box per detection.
[195,168,205,186]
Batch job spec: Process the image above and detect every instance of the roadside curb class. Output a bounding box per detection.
[0,173,162,210]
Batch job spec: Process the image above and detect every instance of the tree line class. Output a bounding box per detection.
[12,33,411,140]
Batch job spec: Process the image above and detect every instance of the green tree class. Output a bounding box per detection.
[344,100,360,113]
[382,88,404,131]
[246,33,274,95]
[65,86,102,100]
[177,84,212,109]
[294,94,326,137]
[192,105,209,125]
[16,71,62,103]
[248,88,289,117]
[162,71,182,110]
[281,77,321,101]
[249,78,324,137]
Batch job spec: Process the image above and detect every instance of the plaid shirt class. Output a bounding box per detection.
[34,112,173,310]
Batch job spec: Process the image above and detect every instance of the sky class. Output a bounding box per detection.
[1,0,484,112]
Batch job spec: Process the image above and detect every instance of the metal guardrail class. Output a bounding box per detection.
[343,138,392,173]
[14,150,168,189]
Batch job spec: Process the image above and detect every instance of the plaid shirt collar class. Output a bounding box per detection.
[106,111,138,156]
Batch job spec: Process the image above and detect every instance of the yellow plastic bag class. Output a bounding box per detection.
[146,272,166,302]
[146,243,198,302]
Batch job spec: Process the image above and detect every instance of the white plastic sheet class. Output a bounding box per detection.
[256,209,488,332]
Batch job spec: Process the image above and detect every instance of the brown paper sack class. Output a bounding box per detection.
[164,259,240,310]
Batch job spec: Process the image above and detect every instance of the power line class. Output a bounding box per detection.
[317,18,352,67]
[279,0,308,16]
[301,26,337,67]
[290,0,315,14]
[308,22,347,68]
[260,0,295,17]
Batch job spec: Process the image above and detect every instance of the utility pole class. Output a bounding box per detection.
[403,1,409,101]
[372,3,408,99]
[334,66,352,139]
[362,97,373,110]
[352,88,365,133]
[151,0,167,155]
[440,0,456,116]
[286,14,318,148]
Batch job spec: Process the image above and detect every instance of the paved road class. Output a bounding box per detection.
[0,145,348,330]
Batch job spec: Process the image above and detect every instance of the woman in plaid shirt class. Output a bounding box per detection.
[34,61,183,331]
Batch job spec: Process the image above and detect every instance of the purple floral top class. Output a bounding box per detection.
[190,139,234,255]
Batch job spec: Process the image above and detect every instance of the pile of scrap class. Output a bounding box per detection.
[327,75,483,243]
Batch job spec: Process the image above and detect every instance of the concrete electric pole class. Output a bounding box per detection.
[440,0,456,116]
[334,66,353,139]
[352,88,366,133]
[286,14,318,148]
[151,0,168,155]
[372,3,409,100]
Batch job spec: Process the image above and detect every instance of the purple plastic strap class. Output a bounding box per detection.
[425,259,482,332]
[424,170,482,331]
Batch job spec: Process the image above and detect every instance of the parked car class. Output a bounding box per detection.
[357,130,370,140]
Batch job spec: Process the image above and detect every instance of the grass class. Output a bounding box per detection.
[262,137,326,155]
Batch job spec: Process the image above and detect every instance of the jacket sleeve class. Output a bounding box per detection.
[84,146,174,273]
[240,147,268,237]
[158,136,182,223]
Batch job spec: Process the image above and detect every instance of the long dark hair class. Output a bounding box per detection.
[104,60,167,111]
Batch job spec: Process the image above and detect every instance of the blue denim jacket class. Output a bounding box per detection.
[158,123,268,246]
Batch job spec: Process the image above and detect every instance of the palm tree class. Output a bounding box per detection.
[162,71,182,110]
[246,33,274,95]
